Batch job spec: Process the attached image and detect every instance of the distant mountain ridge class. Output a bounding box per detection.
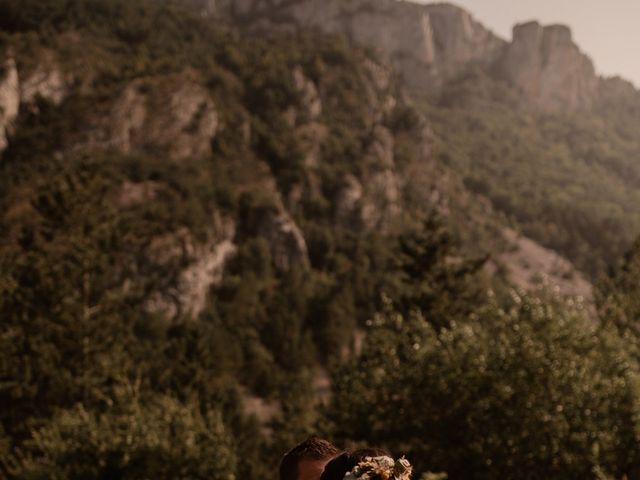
[224,0,506,94]
[203,0,640,280]
[218,0,638,112]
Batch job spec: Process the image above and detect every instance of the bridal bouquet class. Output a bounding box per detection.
[344,456,413,480]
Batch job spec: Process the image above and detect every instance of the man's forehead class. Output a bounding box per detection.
[297,458,329,480]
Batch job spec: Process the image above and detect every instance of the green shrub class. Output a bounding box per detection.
[4,384,237,480]
[327,294,640,479]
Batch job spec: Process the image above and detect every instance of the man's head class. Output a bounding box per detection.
[279,437,341,480]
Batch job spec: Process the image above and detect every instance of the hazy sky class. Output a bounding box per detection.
[417,1,640,86]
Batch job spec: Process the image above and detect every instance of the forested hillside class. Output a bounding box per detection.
[228,0,640,281]
[1,1,640,479]
[0,0,482,477]
[426,69,640,277]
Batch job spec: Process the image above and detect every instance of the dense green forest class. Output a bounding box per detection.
[1,1,640,479]
[425,68,640,277]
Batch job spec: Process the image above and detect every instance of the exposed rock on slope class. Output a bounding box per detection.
[358,125,402,231]
[0,50,70,154]
[230,0,505,92]
[335,174,364,225]
[230,0,614,112]
[258,207,310,272]
[241,160,312,274]
[3,3,604,324]
[500,22,599,111]
[0,55,20,154]
[495,228,593,301]
[144,217,237,321]
[95,72,218,160]
[598,75,640,107]
[292,65,322,121]
[333,124,406,232]
[20,63,69,107]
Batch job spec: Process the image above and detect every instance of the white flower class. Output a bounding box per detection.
[343,455,413,480]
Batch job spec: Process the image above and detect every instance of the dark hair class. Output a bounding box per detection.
[320,448,391,480]
[280,437,341,480]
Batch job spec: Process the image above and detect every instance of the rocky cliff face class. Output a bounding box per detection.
[144,218,237,321]
[1,36,431,320]
[228,0,612,112]
[230,0,505,92]
[2,2,606,327]
[0,55,20,153]
[0,50,70,155]
[500,22,600,111]
[92,72,218,160]
[20,62,69,108]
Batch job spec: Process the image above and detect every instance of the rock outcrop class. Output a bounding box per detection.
[100,72,218,160]
[335,174,364,225]
[500,22,600,111]
[359,126,402,230]
[496,228,593,301]
[118,180,162,208]
[229,0,611,112]
[292,65,322,121]
[0,55,20,154]
[360,169,401,230]
[598,76,640,107]
[1,50,72,154]
[20,63,69,107]
[230,0,505,92]
[237,158,312,274]
[258,208,310,272]
[145,216,237,321]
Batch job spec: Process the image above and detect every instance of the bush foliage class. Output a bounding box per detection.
[327,294,640,479]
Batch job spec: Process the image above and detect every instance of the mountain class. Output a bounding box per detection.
[1,2,474,476]
[223,0,612,111]
[225,0,505,93]
[500,21,599,111]
[218,0,640,277]
[3,1,640,479]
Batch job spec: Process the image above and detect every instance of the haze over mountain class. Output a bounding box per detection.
[221,0,640,276]
[420,0,640,87]
[225,0,637,108]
